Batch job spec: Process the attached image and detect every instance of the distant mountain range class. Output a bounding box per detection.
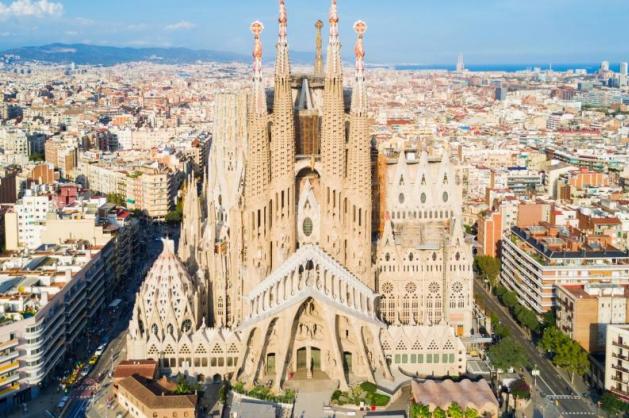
[0,43,324,66]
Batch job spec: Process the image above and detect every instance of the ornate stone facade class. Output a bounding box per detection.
[127,0,473,391]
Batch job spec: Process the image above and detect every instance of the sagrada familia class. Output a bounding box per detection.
[127,0,473,391]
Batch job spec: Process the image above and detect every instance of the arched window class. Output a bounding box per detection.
[411,294,419,320]
[401,295,410,324]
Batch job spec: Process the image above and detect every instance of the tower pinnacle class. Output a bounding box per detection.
[250,21,266,115]
[351,20,367,114]
[275,0,290,76]
[314,20,324,77]
[325,0,342,78]
[278,0,287,42]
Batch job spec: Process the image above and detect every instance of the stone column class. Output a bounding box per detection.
[306,346,312,378]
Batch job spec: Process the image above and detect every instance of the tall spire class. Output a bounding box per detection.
[250,21,266,115]
[325,0,342,78]
[275,0,290,76]
[314,20,324,77]
[346,20,372,285]
[351,20,367,114]
[270,0,296,267]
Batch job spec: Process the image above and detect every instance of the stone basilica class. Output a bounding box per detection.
[127,0,472,391]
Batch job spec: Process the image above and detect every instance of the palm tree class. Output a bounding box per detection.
[464,407,479,418]
[447,402,464,418]
[433,407,446,418]
[410,403,431,418]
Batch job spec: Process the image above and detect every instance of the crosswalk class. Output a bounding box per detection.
[545,394,582,400]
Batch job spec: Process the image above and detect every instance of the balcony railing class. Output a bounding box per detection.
[0,361,19,374]
[0,383,19,399]
[613,340,629,350]
[612,363,629,373]
[0,373,19,386]
[0,339,18,352]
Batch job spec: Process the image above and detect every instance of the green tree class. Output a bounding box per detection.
[541,310,556,331]
[174,374,197,394]
[447,402,464,418]
[463,407,479,418]
[106,192,126,207]
[554,340,589,383]
[474,255,501,291]
[490,313,510,339]
[487,336,528,370]
[539,326,566,354]
[600,391,629,416]
[432,407,446,418]
[410,403,431,418]
[29,152,45,162]
[500,290,518,309]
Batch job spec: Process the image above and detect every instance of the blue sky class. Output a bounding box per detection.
[0,0,627,64]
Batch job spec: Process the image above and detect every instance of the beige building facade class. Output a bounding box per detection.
[128,0,472,392]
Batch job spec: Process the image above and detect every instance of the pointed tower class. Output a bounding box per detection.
[345,20,372,286]
[320,0,347,262]
[178,174,202,272]
[314,20,324,78]
[270,0,296,268]
[244,21,273,298]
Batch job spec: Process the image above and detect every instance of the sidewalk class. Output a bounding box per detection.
[4,385,65,418]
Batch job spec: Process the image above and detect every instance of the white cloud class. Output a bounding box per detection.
[164,20,195,31]
[64,30,77,36]
[0,0,63,18]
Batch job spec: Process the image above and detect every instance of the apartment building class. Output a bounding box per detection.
[0,241,112,410]
[44,140,78,178]
[4,189,55,250]
[501,223,629,314]
[605,324,629,401]
[77,159,183,219]
[556,283,629,353]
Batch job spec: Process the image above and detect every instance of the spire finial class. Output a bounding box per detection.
[328,0,339,38]
[250,21,264,71]
[353,20,367,74]
[350,20,367,114]
[278,0,288,42]
[250,21,266,114]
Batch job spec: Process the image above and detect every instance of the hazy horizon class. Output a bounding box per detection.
[0,0,628,65]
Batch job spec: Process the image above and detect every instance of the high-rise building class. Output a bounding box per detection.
[456,53,465,72]
[620,62,628,76]
[127,0,473,392]
[601,60,610,72]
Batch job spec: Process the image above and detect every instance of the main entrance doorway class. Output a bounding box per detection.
[311,347,321,371]
[296,346,322,372]
[297,348,307,371]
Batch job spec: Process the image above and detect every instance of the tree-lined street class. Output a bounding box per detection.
[474,279,598,417]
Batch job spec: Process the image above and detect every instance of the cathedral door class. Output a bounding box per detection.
[266,353,276,374]
[343,352,352,373]
[296,347,308,371]
[311,347,321,371]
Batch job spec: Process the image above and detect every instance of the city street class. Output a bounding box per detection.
[474,279,599,417]
[62,222,168,418]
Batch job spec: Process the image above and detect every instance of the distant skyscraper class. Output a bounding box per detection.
[600,60,610,72]
[495,86,507,101]
[456,53,464,72]
[620,62,628,76]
